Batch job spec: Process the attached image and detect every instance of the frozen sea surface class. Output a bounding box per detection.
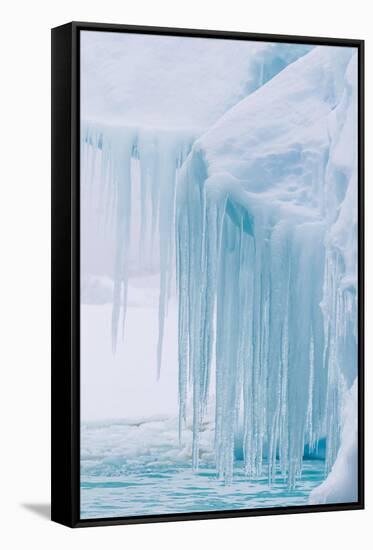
[80,418,325,519]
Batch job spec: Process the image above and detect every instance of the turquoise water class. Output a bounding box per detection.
[80,419,325,519]
[81,461,325,519]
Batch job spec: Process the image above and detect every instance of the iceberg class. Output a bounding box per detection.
[175,45,358,489]
[80,34,358,502]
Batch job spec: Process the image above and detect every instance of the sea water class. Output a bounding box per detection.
[80,419,325,519]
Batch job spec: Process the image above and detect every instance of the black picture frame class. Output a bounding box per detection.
[51,21,365,528]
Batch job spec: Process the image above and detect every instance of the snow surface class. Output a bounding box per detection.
[81,31,311,130]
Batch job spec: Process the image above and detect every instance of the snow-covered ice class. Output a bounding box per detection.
[175,45,358,491]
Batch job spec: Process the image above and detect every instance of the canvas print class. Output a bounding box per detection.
[80,31,359,520]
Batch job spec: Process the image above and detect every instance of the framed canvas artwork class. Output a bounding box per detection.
[51,22,364,527]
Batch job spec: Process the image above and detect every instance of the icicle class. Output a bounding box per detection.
[266,221,292,484]
[81,121,194,367]
[138,135,150,263]
[156,136,178,378]
[176,143,331,487]
[176,194,189,440]
[176,148,219,459]
[109,128,136,352]
[322,247,354,473]
[306,331,315,449]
